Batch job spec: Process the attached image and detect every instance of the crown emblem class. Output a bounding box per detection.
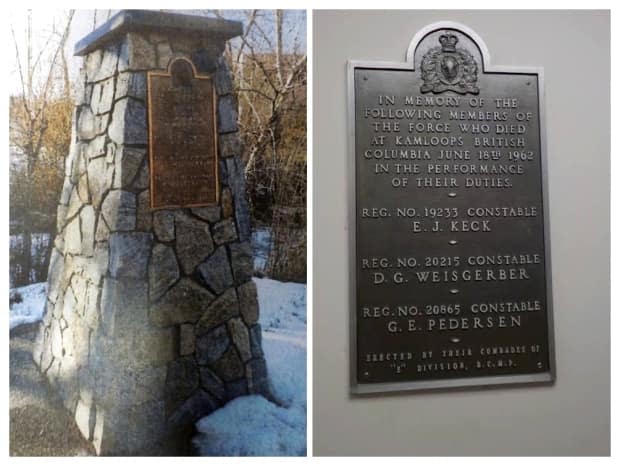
[438,33,458,52]
[420,31,479,95]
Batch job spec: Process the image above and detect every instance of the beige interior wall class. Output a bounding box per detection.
[313,10,610,456]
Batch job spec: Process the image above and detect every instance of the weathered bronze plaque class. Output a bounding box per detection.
[148,58,219,209]
[349,22,555,393]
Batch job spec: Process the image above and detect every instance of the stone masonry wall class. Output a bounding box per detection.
[33,29,270,455]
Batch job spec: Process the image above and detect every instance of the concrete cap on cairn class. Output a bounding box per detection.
[75,9,243,56]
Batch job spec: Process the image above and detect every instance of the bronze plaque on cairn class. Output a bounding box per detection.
[148,57,219,209]
[348,22,555,394]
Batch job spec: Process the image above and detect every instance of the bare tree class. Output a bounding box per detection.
[230,11,305,174]
[10,10,74,284]
[91,9,114,31]
[207,10,307,281]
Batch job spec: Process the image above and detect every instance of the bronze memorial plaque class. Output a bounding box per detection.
[349,22,555,393]
[148,58,219,209]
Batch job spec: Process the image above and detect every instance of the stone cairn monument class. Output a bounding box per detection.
[32,10,270,455]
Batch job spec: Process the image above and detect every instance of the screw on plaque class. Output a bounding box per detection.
[448,192,457,197]
[537,362,543,369]
[449,240,458,245]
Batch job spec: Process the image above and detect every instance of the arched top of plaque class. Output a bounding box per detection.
[406,22,488,74]
[408,23,487,95]
[150,56,206,86]
[169,57,199,86]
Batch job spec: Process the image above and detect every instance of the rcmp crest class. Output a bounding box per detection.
[420,32,479,95]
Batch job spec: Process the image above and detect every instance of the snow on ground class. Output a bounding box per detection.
[256,277,306,337]
[9,282,47,330]
[193,277,307,456]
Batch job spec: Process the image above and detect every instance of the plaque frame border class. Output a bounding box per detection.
[147,56,220,210]
[347,21,556,395]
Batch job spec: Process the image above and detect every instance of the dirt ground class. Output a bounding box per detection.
[9,323,95,456]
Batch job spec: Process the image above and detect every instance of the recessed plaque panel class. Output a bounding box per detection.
[148,58,219,209]
[349,22,555,393]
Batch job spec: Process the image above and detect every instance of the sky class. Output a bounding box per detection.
[8,9,307,96]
